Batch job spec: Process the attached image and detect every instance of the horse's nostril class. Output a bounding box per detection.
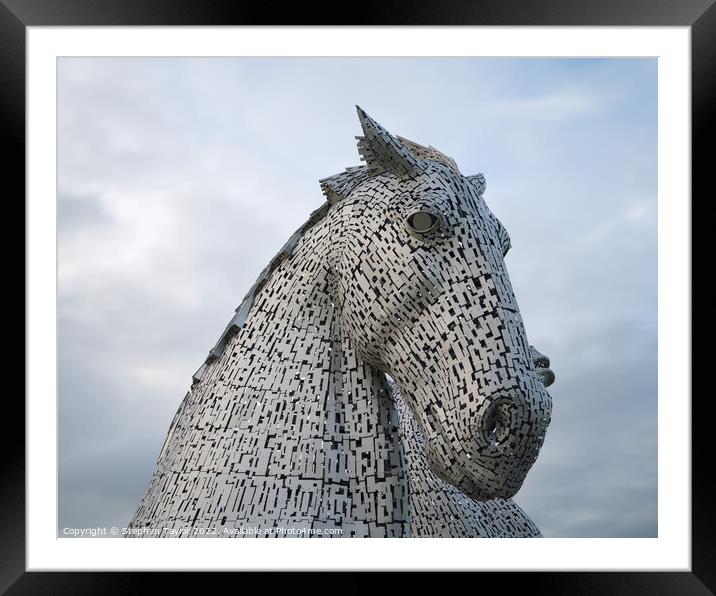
[529,345,550,369]
[477,397,513,450]
[483,407,498,437]
[535,368,555,387]
[534,356,550,368]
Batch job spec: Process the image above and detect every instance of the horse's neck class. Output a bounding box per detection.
[131,241,410,536]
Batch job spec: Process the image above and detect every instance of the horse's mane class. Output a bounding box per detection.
[191,137,462,384]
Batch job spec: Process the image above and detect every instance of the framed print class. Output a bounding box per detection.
[7,0,712,592]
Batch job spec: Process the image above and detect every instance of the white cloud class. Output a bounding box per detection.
[485,88,614,121]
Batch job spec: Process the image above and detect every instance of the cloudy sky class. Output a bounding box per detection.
[58,57,657,538]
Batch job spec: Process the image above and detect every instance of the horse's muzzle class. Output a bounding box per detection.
[530,345,555,387]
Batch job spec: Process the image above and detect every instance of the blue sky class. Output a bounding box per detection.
[58,57,657,537]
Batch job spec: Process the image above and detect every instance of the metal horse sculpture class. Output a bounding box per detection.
[129,107,555,538]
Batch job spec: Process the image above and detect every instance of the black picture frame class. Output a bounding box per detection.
[6,0,711,592]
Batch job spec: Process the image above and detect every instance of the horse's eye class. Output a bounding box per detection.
[407,211,439,234]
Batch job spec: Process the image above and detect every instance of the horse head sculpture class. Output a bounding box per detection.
[128,106,555,537]
[322,107,553,500]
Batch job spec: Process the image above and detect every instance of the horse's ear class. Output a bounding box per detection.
[467,173,487,196]
[355,106,425,180]
[319,177,344,204]
[319,166,372,204]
